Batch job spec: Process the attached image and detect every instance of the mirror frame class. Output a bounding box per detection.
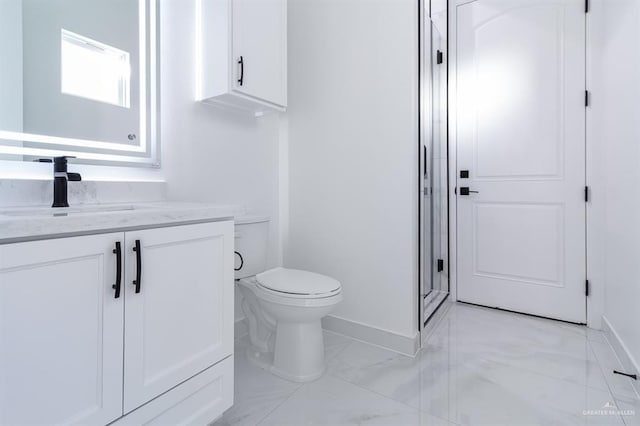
[0,0,160,168]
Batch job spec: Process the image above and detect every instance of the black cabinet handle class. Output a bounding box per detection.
[132,240,142,294]
[112,241,122,299]
[237,56,244,86]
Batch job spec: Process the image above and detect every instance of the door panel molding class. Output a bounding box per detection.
[453,0,586,323]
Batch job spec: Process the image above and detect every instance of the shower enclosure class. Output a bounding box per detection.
[420,2,449,333]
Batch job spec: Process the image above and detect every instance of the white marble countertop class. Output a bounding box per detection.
[0,202,246,244]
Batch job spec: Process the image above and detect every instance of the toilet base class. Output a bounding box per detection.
[238,276,342,383]
[245,346,274,371]
[270,320,326,382]
[271,364,325,383]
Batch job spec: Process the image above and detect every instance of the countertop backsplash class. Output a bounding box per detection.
[0,179,167,208]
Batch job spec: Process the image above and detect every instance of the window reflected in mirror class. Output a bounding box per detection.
[61,29,131,109]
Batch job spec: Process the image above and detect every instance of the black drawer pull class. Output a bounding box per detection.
[112,241,122,299]
[133,240,142,294]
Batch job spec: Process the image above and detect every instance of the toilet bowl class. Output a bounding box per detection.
[235,216,342,382]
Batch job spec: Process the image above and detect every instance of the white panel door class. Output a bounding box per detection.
[0,233,124,425]
[232,0,287,106]
[456,0,586,322]
[123,222,234,413]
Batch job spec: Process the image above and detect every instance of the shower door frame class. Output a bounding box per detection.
[418,0,450,344]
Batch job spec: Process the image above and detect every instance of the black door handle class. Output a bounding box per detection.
[237,56,244,86]
[132,240,142,294]
[112,241,122,299]
[459,187,479,196]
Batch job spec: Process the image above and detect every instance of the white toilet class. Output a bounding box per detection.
[235,216,342,382]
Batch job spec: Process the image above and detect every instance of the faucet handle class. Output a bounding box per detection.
[33,158,53,163]
[53,156,76,164]
[67,172,82,182]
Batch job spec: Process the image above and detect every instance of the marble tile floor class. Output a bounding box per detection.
[214,303,639,426]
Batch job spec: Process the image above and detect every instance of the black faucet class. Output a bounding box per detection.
[36,156,82,207]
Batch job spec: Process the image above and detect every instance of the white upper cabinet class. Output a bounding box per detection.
[198,0,287,115]
[0,234,125,426]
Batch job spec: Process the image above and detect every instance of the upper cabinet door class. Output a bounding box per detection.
[0,233,125,426]
[123,221,234,413]
[232,0,287,106]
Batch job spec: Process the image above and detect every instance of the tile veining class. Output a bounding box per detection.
[220,303,639,426]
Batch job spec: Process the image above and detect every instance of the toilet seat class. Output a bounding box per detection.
[256,267,341,298]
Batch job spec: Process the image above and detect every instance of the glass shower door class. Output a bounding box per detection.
[422,20,449,327]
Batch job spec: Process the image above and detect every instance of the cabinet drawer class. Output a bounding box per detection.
[112,356,234,426]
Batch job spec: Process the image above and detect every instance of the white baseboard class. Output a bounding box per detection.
[602,316,640,397]
[237,314,419,356]
[322,315,420,356]
[235,318,248,340]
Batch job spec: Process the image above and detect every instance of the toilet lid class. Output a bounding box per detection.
[256,267,341,296]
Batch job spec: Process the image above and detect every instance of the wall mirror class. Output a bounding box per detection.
[0,0,159,166]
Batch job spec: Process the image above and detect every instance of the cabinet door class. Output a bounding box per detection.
[232,0,287,106]
[0,233,125,426]
[123,221,234,412]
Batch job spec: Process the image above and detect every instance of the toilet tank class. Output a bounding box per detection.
[234,215,270,279]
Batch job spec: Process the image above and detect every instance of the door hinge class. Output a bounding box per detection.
[436,50,444,65]
[585,186,590,202]
[585,90,590,107]
[437,259,444,272]
[585,0,589,13]
[585,280,590,297]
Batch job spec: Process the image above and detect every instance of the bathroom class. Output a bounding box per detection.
[0,0,638,425]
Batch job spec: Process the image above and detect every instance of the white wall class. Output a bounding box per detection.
[590,0,640,371]
[286,0,420,341]
[160,0,285,321]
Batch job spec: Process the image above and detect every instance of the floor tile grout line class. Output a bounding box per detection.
[427,307,629,424]
[325,364,462,426]
[327,344,352,363]
[238,305,632,426]
[245,331,351,426]
[253,382,306,426]
[422,338,619,398]
[327,338,355,361]
[329,305,620,422]
[422,309,619,394]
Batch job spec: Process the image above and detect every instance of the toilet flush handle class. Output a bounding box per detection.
[235,251,244,271]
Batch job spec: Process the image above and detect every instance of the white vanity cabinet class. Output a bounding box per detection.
[0,233,125,426]
[0,221,234,426]
[198,0,287,115]
[123,223,234,413]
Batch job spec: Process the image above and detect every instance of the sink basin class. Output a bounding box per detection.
[0,205,142,217]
